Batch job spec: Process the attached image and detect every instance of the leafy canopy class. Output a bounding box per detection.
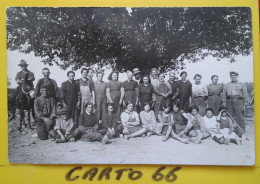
[6,7,252,74]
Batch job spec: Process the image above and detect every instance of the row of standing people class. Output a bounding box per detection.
[10,60,249,138]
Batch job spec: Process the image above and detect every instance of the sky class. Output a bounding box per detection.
[7,50,254,88]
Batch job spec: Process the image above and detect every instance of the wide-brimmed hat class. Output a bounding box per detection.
[133,68,141,75]
[18,60,28,66]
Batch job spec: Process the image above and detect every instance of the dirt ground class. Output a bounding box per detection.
[8,116,255,165]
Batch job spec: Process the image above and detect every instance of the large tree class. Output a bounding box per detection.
[6,7,252,74]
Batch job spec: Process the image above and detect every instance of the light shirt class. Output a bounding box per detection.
[192,83,208,97]
[222,81,248,102]
[203,116,218,130]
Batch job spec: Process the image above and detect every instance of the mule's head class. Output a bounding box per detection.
[22,81,32,93]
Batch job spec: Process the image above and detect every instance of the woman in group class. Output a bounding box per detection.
[101,103,123,138]
[157,103,174,141]
[191,74,208,116]
[179,105,209,144]
[60,71,80,124]
[153,73,172,119]
[172,101,188,137]
[178,71,192,113]
[78,68,95,114]
[93,72,106,124]
[150,68,159,87]
[139,75,156,109]
[207,75,224,116]
[157,103,188,143]
[87,68,94,82]
[65,103,109,144]
[138,102,159,137]
[122,71,139,109]
[120,101,143,139]
[106,71,125,122]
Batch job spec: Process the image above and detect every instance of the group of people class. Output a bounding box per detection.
[9,59,249,145]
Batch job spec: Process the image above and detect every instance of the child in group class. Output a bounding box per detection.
[52,107,75,143]
[214,107,241,145]
[203,108,219,137]
[179,105,209,144]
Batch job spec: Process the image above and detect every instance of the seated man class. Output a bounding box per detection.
[53,107,75,143]
[34,85,56,140]
[66,103,109,144]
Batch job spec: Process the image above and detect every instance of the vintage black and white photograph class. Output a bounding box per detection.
[7,7,255,165]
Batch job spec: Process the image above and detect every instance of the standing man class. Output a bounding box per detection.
[222,71,248,137]
[34,85,56,140]
[178,71,192,113]
[9,60,35,121]
[34,68,59,101]
[167,72,179,105]
[133,68,142,84]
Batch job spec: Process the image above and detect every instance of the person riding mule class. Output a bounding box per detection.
[8,60,35,121]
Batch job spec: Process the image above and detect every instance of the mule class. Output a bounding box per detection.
[15,81,36,132]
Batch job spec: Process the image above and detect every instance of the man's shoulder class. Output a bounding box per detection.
[34,96,41,101]
[16,71,23,75]
[27,70,34,75]
[179,80,191,84]
[49,78,57,83]
[36,78,45,83]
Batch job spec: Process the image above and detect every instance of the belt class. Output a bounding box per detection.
[227,95,244,99]
[193,96,204,98]
[208,94,220,96]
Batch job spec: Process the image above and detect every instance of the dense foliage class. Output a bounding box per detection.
[6,7,252,74]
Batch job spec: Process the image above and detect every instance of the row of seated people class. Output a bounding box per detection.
[36,84,243,145]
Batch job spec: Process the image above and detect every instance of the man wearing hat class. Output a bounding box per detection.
[222,71,248,137]
[8,60,35,121]
[133,68,142,84]
[52,107,75,143]
[34,85,56,140]
[34,68,59,100]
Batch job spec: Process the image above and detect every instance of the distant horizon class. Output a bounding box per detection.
[7,50,254,88]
